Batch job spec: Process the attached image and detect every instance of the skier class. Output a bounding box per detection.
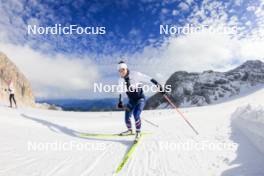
[7,80,17,108]
[117,61,164,142]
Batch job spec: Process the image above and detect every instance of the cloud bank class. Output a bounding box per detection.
[0,43,100,98]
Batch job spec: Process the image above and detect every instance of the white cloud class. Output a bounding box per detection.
[247,6,256,11]
[245,21,251,26]
[234,0,242,6]
[178,2,189,11]
[185,0,193,5]
[172,10,179,16]
[161,8,169,14]
[129,29,264,83]
[0,0,105,99]
[0,43,100,98]
[238,40,264,60]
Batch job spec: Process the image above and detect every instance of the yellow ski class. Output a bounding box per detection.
[79,132,150,139]
[114,134,143,174]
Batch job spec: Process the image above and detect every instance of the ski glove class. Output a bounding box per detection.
[117,101,124,109]
[151,79,166,95]
[118,94,124,108]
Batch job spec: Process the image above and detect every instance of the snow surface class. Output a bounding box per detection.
[0,88,264,176]
[232,105,264,155]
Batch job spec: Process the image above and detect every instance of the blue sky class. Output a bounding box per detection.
[1,0,261,55]
[0,0,264,98]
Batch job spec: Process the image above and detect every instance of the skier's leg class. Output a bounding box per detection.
[9,94,12,108]
[125,103,134,130]
[12,95,17,108]
[119,103,135,135]
[133,99,145,133]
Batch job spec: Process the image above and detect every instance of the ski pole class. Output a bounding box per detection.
[142,118,159,128]
[163,94,199,135]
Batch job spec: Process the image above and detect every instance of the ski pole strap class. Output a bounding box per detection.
[163,95,199,135]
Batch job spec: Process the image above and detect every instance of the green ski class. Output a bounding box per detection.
[79,132,151,139]
[114,134,143,174]
[79,133,134,138]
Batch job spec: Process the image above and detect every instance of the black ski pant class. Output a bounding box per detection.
[9,94,17,108]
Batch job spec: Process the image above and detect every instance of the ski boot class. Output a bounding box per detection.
[134,131,141,144]
[119,129,134,136]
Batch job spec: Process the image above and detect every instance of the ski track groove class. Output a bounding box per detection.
[147,140,161,176]
[122,136,153,176]
[55,142,115,176]
[54,153,89,175]
[146,142,155,176]
[0,157,39,174]
[45,155,73,176]
[142,142,148,176]
[79,143,113,176]
[163,126,202,176]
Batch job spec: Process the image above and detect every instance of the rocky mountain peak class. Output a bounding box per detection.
[145,60,264,109]
[231,60,264,72]
[0,52,35,107]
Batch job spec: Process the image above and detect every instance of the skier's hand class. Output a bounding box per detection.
[151,79,166,95]
[157,84,166,95]
[117,101,124,109]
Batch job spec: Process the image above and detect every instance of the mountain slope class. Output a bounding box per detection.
[0,52,35,106]
[145,60,264,109]
[0,88,264,176]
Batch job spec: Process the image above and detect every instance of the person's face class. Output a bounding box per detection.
[119,68,127,78]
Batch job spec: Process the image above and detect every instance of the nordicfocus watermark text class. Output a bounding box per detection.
[158,140,238,151]
[93,82,172,93]
[28,24,106,35]
[160,24,237,35]
[27,141,107,152]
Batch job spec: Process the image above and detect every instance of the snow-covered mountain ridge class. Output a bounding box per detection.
[145,60,264,109]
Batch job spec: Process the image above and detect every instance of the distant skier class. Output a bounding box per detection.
[117,61,164,142]
[7,80,17,108]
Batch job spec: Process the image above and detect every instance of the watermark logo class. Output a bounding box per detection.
[160,24,238,35]
[158,140,238,151]
[27,141,107,152]
[28,24,106,35]
[93,82,172,94]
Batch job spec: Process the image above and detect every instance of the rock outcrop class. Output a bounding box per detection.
[145,60,264,109]
[0,52,35,106]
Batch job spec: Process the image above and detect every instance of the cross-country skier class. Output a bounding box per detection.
[7,80,17,108]
[117,61,164,142]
